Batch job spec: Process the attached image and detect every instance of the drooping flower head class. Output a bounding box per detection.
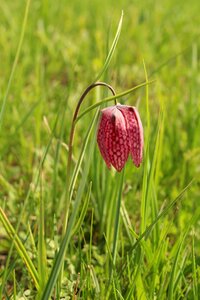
[97,104,143,172]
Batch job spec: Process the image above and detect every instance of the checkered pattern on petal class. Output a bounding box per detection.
[105,108,129,171]
[97,103,144,171]
[118,105,143,167]
[97,106,115,169]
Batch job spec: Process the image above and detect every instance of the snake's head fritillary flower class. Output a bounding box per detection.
[97,104,144,172]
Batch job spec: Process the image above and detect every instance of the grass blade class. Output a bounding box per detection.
[133,180,194,250]
[41,118,98,300]
[0,207,39,290]
[75,80,155,123]
[0,107,63,297]
[140,60,151,233]
[38,174,47,295]
[168,209,200,299]
[0,0,31,131]
[112,169,125,267]
[192,229,199,300]
[120,180,194,275]
[72,181,92,235]
[69,110,99,200]
[94,11,123,82]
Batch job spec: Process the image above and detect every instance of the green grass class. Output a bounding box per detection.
[0,0,200,299]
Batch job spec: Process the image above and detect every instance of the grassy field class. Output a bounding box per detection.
[0,0,200,299]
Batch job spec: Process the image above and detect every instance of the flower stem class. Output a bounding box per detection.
[62,82,116,237]
[58,82,116,294]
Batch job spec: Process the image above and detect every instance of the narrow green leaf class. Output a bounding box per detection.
[69,110,98,200]
[38,176,47,293]
[13,269,16,300]
[0,0,31,131]
[135,273,147,300]
[135,181,194,249]
[168,209,200,299]
[192,230,198,300]
[0,105,62,299]
[94,11,123,82]
[140,60,150,233]
[0,208,39,290]
[120,180,194,275]
[75,80,155,123]
[111,169,125,271]
[72,181,92,235]
[41,119,98,300]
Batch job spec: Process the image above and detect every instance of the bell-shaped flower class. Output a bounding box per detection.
[97,104,143,172]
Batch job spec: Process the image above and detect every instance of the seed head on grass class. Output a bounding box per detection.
[97,104,144,172]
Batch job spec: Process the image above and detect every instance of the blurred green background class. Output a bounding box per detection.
[0,0,200,298]
[1,0,199,221]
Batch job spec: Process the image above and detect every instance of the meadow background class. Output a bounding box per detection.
[0,0,200,299]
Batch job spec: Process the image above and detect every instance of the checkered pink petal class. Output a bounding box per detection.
[117,105,143,167]
[97,104,144,172]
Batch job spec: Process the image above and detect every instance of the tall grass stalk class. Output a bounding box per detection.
[0,0,31,131]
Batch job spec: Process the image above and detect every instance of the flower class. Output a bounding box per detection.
[97,104,143,172]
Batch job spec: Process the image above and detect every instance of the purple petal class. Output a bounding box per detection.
[106,108,129,171]
[117,105,143,167]
[97,107,115,169]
